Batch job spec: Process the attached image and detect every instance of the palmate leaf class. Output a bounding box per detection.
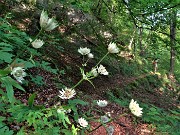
[0,42,14,63]
[58,112,71,129]
[0,125,14,135]
[0,117,13,135]
[0,52,14,63]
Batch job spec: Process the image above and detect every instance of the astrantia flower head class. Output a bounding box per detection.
[31,39,44,48]
[78,117,88,128]
[108,42,119,53]
[100,115,110,123]
[98,65,108,75]
[11,67,26,83]
[129,99,143,117]
[88,53,94,59]
[78,47,91,55]
[106,125,114,135]
[59,88,76,99]
[40,10,58,31]
[97,100,108,107]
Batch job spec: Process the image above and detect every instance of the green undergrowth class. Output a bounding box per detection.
[106,73,179,135]
[106,91,180,134]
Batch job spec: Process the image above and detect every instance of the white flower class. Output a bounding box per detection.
[100,115,110,123]
[57,108,66,114]
[91,68,98,77]
[106,125,114,135]
[78,47,90,55]
[31,39,44,48]
[78,117,88,128]
[59,88,76,99]
[98,65,108,75]
[108,42,119,53]
[57,107,71,114]
[97,100,108,107]
[129,99,143,117]
[88,53,94,59]
[11,67,26,83]
[40,10,58,31]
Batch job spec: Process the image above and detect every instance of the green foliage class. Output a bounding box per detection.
[30,75,44,86]
[0,76,25,103]
[0,18,29,63]
[0,117,13,135]
[36,61,58,74]
[0,42,14,63]
[142,104,180,134]
[28,93,36,108]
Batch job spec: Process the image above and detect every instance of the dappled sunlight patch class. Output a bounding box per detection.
[135,124,156,135]
[16,22,26,30]
[118,51,135,60]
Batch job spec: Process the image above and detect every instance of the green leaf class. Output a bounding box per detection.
[58,112,71,129]
[28,93,36,108]
[72,124,78,135]
[0,126,13,135]
[68,99,89,106]
[1,77,14,103]
[0,70,11,76]
[60,129,73,135]
[7,77,25,91]
[16,127,25,135]
[0,52,14,63]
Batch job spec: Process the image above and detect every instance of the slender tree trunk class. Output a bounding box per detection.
[169,10,177,76]
[139,27,144,56]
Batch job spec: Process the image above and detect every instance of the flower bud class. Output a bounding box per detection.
[40,10,58,31]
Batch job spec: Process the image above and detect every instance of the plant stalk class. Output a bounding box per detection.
[72,78,84,89]
[95,52,109,68]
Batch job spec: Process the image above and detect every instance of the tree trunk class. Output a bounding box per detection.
[139,27,144,56]
[169,10,177,76]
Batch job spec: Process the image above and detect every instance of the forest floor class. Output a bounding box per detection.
[14,51,178,135]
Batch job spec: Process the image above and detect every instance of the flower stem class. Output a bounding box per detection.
[71,78,84,89]
[94,52,109,68]
[9,28,43,66]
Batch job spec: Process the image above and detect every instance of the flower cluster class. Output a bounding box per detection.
[97,64,108,75]
[40,10,58,31]
[129,99,143,117]
[78,47,94,59]
[58,88,76,99]
[100,115,110,123]
[78,117,88,128]
[90,64,108,77]
[97,100,108,107]
[11,67,26,83]
[106,125,114,135]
